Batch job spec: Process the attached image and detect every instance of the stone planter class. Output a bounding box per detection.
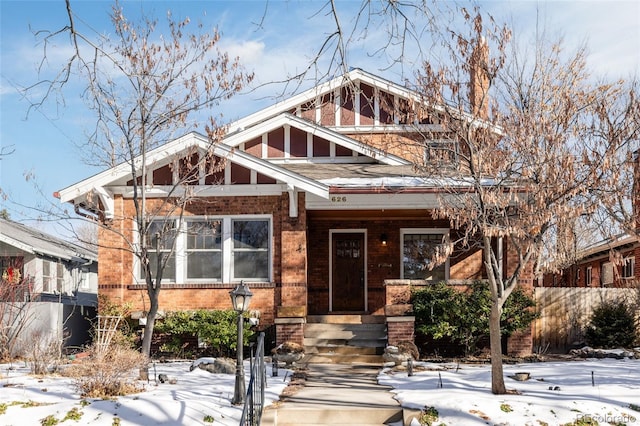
[274,352,304,367]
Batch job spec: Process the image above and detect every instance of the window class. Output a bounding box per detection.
[401,229,449,281]
[622,257,635,279]
[137,216,271,283]
[585,266,592,287]
[186,220,222,280]
[424,139,458,165]
[232,220,270,280]
[43,260,53,292]
[143,221,177,281]
[56,263,65,293]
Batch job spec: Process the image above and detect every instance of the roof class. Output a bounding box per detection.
[0,218,97,262]
[577,232,638,260]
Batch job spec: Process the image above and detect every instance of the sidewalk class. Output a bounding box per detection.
[262,363,403,426]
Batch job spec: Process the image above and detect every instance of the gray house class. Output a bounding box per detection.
[0,218,98,355]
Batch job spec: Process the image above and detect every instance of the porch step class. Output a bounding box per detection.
[303,316,387,364]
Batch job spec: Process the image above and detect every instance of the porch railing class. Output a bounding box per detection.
[240,332,266,426]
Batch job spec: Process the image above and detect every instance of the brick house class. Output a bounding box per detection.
[540,233,639,288]
[56,68,534,357]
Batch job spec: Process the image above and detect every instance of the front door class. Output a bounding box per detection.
[331,232,365,311]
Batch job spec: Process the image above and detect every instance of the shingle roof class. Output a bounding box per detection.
[0,218,97,262]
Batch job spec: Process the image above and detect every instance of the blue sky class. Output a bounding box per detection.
[1,0,639,236]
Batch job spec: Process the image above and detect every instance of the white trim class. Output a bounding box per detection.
[328,229,368,312]
[400,228,450,281]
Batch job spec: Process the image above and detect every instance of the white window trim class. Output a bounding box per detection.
[622,256,635,279]
[400,228,450,281]
[585,266,592,287]
[135,215,273,284]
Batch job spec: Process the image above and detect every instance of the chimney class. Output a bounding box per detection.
[469,36,490,118]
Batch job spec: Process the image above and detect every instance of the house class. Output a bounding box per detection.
[540,233,639,288]
[56,68,534,358]
[0,218,98,356]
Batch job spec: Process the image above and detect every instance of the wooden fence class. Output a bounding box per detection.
[533,287,639,353]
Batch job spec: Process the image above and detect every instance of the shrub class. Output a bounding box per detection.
[412,281,538,356]
[585,300,637,348]
[26,330,64,375]
[64,343,147,398]
[154,309,254,358]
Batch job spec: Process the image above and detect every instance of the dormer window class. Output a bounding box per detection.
[425,139,458,165]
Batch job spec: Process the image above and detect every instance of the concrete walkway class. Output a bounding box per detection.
[262,363,403,426]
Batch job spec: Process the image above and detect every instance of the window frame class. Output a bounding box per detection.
[622,256,635,280]
[136,215,272,284]
[585,266,592,287]
[400,228,450,281]
[43,260,53,293]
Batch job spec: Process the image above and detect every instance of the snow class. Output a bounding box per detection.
[0,360,291,426]
[1,357,639,426]
[379,358,640,425]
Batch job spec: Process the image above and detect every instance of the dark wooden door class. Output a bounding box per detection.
[332,233,365,311]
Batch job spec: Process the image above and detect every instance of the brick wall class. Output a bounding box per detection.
[97,194,286,327]
[387,317,415,346]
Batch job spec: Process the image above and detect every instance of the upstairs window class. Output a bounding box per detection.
[601,262,613,286]
[401,229,449,281]
[424,139,458,165]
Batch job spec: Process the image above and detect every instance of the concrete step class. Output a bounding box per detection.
[304,338,386,348]
[266,407,403,425]
[307,314,386,324]
[305,345,382,355]
[303,353,384,364]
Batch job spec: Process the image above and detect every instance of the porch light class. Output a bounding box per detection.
[229,281,253,405]
[380,233,388,246]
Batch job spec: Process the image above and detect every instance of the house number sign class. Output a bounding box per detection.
[331,196,347,203]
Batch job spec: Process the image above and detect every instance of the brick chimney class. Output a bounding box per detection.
[469,36,490,118]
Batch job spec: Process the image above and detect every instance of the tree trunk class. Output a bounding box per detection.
[140,286,159,358]
[489,301,506,394]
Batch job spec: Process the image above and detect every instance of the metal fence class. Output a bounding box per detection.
[240,332,266,426]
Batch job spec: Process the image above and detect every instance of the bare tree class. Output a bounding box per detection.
[406,7,635,393]
[37,1,253,357]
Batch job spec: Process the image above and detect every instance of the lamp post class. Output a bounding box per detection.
[230,281,252,405]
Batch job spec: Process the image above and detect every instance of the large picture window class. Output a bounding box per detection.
[138,216,271,283]
[401,228,449,281]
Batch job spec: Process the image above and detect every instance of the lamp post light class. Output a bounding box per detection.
[229,281,253,405]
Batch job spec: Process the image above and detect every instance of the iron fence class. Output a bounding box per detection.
[240,332,266,425]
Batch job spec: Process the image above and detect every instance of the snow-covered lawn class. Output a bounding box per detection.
[379,357,640,425]
[0,360,291,426]
[1,357,639,426]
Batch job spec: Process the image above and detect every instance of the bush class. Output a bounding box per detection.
[412,281,538,356]
[585,300,637,348]
[64,343,147,398]
[154,309,254,358]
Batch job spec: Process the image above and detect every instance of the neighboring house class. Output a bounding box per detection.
[540,233,639,288]
[56,68,534,356]
[0,218,98,354]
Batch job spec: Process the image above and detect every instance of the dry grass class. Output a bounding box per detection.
[63,344,147,398]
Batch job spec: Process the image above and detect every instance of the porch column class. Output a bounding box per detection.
[504,241,535,356]
[384,279,416,346]
[277,192,307,346]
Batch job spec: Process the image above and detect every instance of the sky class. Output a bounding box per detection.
[0,0,639,238]
[1,356,639,425]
